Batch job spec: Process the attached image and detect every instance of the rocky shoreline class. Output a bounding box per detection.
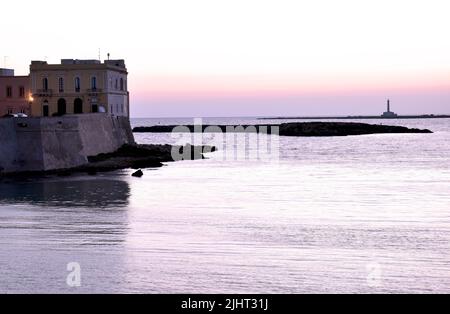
[0,144,216,178]
[133,122,432,136]
[278,122,432,136]
[1,122,432,179]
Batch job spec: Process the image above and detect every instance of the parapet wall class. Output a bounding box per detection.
[0,114,135,174]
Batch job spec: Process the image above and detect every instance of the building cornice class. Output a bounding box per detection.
[30,64,128,74]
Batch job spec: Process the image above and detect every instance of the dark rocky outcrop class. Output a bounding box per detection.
[0,143,216,178]
[132,169,144,177]
[133,125,260,133]
[132,122,432,136]
[278,122,432,137]
[259,115,450,120]
[79,143,215,173]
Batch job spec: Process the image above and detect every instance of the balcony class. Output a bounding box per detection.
[36,89,53,97]
[87,88,103,95]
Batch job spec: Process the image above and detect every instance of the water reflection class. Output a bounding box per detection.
[0,177,130,208]
[0,175,132,293]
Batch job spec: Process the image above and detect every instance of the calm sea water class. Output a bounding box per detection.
[0,117,449,293]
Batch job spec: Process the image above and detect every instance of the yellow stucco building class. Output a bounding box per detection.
[30,59,129,117]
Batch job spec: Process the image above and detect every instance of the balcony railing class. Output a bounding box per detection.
[87,88,103,94]
[34,88,105,96]
[36,89,53,96]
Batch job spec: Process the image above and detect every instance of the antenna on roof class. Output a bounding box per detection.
[107,53,110,60]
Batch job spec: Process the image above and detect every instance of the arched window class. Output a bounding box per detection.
[120,78,124,91]
[42,78,48,91]
[91,76,97,90]
[59,77,64,92]
[75,77,81,92]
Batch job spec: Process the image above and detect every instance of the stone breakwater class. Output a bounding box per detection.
[133,122,433,136]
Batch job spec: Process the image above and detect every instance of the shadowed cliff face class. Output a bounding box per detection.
[0,178,130,208]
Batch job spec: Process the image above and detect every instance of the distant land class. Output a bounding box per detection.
[133,122,432,136]
[259,114,450,120]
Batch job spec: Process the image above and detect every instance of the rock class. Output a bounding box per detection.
[1,143,216,178]
[132,122,432,136]
[57,170,72,177]
[278,122,433,137]
[132,169,144,177]
[131,158,163,169]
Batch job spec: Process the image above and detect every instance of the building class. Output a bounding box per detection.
[0,69,32,116]
[30,59,129,117]
[382,99,398,118]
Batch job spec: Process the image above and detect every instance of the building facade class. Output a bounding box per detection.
[0,69,32,116]
[30,59,129,117]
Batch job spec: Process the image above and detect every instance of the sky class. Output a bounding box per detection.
[1,0,450,117]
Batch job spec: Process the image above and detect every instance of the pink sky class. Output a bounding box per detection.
[130,71,450,117]
[2,0,450,117]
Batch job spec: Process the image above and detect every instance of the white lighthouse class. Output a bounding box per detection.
[382,99,398,118]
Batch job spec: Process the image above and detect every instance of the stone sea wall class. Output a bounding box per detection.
[0,114,134,174]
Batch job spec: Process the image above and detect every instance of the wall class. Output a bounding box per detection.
[0,75,32,116]
[30,60,129,117]
[0,114,135,174]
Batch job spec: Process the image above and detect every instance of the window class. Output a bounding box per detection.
[111,105,114,113]
[6,86,12,98]
[42,78,48,91]
[75,77,81,92]
[120,78,124,91]
[115,79,118,90]
[91,76,97,90]
[19,86,25,98]
[59,77,64,92]
[7,108,13,114]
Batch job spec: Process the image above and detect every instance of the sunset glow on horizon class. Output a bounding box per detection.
[2,0,449,117]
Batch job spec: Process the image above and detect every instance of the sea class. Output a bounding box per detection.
[0,117,449,293]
